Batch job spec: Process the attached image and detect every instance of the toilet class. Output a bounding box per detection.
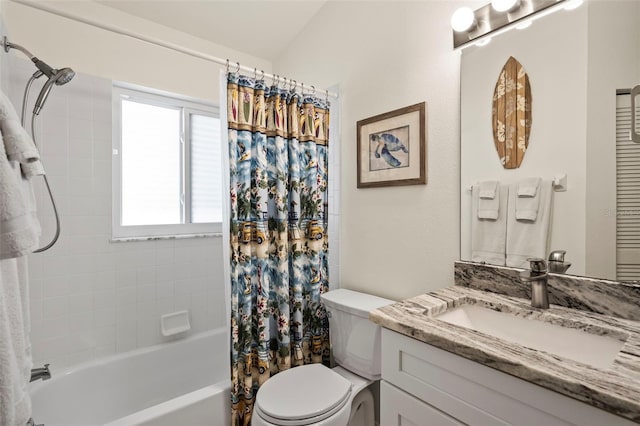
[252,289,393,426]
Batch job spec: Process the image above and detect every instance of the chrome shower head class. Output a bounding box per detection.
[31,57,74,85]
[55,67,75,85]
[33,67,76,115]
[3,38,75,115]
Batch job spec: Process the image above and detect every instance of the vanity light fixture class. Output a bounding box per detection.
[491,0,521,13]
[452,0,578,50]
[451,7,477,32]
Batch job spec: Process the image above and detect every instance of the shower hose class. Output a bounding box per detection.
[21,73,61,253]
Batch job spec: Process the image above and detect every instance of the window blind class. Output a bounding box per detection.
[616,94,640,281]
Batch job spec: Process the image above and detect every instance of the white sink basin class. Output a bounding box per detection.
[435,305,626,369]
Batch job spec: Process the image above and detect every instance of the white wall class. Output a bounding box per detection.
[276,1,462,301]
[1,2,272,368]
[460,7,589,275]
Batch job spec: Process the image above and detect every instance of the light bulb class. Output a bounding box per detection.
[491,0,520,12]
[475,37,492,47]
[451,7,476,32]
[515,20,532,30]
[564,0,583,10]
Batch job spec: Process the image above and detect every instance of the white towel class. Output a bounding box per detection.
[515,177,541,221]
[506,180,553,268]
[0,136,39,260]
[0,91,44,178]
[471,184,508,265]
[0,257,33,426]
[0,92,44,178]
[477,181,499,220]
[517,177,540,197]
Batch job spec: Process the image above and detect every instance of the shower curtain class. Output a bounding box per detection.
[226,73,331,425]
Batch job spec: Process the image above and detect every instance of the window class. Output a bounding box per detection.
[113,84,222,238]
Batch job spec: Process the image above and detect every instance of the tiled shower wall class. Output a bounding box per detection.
[7,58,226,370]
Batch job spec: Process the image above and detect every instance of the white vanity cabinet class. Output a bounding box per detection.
[380,329,636,426]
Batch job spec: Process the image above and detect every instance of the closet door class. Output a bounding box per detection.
[616,93,640,281]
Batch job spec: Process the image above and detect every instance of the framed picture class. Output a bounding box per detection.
[357,102,426,188]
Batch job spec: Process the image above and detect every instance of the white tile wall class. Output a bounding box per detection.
[7,58,226,371]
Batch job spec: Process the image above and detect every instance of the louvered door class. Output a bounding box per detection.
[616,93,640,281]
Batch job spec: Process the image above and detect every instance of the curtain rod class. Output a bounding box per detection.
[10,0,339,99]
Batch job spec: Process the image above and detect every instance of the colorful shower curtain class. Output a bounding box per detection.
[227,73,331,425]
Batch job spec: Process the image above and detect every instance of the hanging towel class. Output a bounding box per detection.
[471,184,508,265]
[0,257,33,426]
[0,136,39,260]
[0,91,44,178]
[515,177,541,221]
[506,180,553,268]
[517,177,540,197]
[477,180,500,220]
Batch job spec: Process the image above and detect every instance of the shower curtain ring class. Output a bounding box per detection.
[291,80,297,92]
[261,70,265,81]
[235,62,240,74]
[253,68,257,79]
[225,59,229,74]
[311,85,316,95]
[301,82,305,93]
[326,89,329,105]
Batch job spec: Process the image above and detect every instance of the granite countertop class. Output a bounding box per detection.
[370,286,640,423]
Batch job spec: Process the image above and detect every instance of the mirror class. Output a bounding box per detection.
[460,0,640,281]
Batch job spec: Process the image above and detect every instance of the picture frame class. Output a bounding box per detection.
[357,102,426,188]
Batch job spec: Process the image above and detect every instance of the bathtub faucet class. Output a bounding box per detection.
[30,364,51,382]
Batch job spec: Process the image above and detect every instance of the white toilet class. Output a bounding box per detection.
[252,289,393,426]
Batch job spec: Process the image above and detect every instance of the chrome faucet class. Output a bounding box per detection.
[519,258,549,309]
[30,364,51,382]
[548,250,571,274]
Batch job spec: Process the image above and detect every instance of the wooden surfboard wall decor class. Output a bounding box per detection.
[492,56,532,169]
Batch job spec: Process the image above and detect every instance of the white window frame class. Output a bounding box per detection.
[112,83,222,239]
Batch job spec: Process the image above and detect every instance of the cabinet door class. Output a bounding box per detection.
[381,329,636,426]
[380,380,465,426]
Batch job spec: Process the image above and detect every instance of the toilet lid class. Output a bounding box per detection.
[255,364,352,424]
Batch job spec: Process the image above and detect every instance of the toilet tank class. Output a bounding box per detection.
[321,289,393,380]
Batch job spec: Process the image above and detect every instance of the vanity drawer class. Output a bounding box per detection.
[380,380,465,426]
[381,328,634,426]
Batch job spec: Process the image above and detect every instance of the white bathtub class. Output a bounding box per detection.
[30,328,231,426]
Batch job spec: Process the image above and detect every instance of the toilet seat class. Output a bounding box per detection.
[254,364,352,426]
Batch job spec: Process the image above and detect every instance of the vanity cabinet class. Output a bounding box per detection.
[380,329,635,426]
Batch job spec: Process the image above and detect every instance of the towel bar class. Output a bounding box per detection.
[468,174,567,192]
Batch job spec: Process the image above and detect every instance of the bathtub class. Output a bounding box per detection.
[29,328,231,426]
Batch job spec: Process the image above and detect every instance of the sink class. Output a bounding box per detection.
[435,304,626,370]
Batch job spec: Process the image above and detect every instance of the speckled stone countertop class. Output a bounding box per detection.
[370,286,640,423]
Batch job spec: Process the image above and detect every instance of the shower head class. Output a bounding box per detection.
[54,68,75,86]
[31,57,74,85]
[33,67,76,115]
[3,38,75,115]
